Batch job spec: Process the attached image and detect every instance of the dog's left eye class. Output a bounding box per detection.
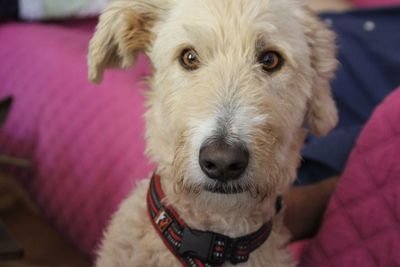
[179,48,200,71]
[258,51,284,73]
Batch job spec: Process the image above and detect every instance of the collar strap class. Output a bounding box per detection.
[147,173,280,267]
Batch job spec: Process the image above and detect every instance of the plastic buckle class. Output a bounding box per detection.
[179,228,217,263]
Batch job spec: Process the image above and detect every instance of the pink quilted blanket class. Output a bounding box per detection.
[300,88,400,267]
[0,22,153,257]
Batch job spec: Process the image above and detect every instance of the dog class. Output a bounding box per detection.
[88,0,338,266]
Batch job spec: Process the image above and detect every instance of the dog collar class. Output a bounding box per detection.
[147,173,282,267]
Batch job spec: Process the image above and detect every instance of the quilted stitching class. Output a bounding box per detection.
[0,22,153,258]
[301,88,400,267]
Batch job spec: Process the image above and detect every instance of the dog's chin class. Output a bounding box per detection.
[203,182,248,194]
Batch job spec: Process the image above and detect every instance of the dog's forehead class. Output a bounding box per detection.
[173,0,302,21]
[162,0,308,57]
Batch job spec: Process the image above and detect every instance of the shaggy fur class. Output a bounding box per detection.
[88,0,338,266]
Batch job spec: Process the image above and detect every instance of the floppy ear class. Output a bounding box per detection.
[88,0,171,83]
[303,11,339,137]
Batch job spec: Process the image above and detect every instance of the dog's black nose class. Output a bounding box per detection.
[199,140,249,182]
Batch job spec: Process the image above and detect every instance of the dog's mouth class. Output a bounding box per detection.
[204,183,247,194]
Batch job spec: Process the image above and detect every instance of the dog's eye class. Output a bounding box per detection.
[179,48,200,71]
[258,51,283,73]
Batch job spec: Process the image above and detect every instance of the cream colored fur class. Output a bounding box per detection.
[88,0,338,266]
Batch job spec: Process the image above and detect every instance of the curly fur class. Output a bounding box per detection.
[88,0,338,266]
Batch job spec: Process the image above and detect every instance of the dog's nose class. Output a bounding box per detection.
[199,140,249,182]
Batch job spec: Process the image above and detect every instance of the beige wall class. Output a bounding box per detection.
[308,0,353,11]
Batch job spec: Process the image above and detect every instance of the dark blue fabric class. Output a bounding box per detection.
[297,7,400,185]
[0,0,18,21]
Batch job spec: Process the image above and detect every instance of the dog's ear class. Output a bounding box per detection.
[303,10,338,136]
[88,0,171,83]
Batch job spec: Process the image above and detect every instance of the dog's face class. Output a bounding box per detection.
[89,0,337,203]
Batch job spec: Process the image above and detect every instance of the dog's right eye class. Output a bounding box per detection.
[258,51,284,73]
[179,48,200,71]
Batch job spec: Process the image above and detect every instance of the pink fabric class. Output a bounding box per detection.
[0,22,153,257]
[351,0,400,7]
[300,88,400,267]
[289,241,309,261]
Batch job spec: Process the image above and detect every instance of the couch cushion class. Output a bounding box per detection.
[300,88,400,267]
[0,22,153,258]
[351,0,400,7]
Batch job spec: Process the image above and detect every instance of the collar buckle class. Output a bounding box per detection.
[179,227,225,264]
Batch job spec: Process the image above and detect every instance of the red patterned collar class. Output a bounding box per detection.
[147,173,281,267]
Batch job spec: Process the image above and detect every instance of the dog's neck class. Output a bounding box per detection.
[157,168,278,237]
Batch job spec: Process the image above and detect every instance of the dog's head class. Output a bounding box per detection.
[89,0,337,204]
